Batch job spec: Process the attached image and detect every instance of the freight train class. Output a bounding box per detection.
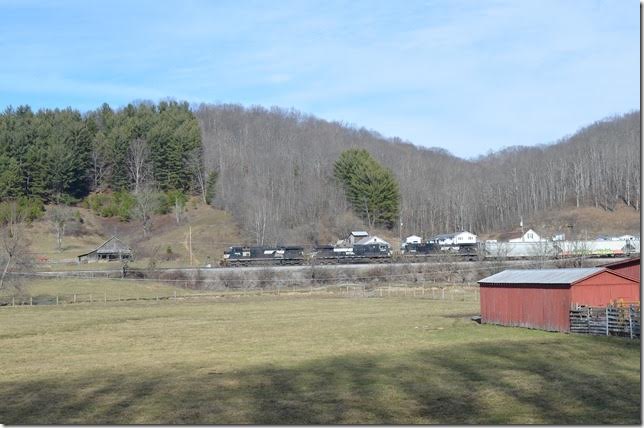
[221,239,639,267]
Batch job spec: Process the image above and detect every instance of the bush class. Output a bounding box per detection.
[85,191,135,221]
[0,197,45,223]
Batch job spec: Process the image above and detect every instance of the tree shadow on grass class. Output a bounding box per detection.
[1,337,639,424]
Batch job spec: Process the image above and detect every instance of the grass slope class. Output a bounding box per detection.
[0,297,639,424]
[25,202,242,269]
[525,202,640,238]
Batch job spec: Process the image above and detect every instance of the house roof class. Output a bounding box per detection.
[478,268,607,285]
[493,230,527,241]
[430,231,473,240]
[355,236,389,246]
[78,236,132,257]
[350,231,369,237]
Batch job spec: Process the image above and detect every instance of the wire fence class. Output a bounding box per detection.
[0,283,480,308]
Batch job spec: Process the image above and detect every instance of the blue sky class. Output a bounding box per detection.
[0,0,639,158]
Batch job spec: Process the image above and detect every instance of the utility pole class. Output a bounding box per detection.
[399,211,403,251]
[189,225,193,266]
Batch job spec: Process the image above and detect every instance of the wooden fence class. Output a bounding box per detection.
[570,304,640,339]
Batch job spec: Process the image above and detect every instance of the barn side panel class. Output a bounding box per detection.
[570,272,640,306]
[610,264,640,282]
[480,285,571,332]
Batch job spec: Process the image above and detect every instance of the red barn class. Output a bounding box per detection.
[478,268,640,332]
[600,257,640,282]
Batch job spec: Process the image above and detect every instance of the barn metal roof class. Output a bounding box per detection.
[478,268,605,285]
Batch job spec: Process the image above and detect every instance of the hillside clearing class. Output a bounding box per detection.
[0,297,639,424]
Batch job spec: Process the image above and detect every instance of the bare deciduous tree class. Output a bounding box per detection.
[127,138,151,194]
[133,183,159,238]
[48,206,73,252]
[0,204,31,292]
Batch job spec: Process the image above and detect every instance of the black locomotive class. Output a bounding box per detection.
[223,245,305,266]
[222,242,392,266]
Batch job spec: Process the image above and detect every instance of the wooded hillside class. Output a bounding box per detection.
[0,101,639,245]
[196,104,640,243]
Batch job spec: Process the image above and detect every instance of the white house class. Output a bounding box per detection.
[355,236,390,247]
[429,231,477,245]
[405,235,422,244]
[508,229,543,243]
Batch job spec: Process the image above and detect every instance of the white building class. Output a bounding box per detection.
[508,229,543,243]
[429,231,477,245]
[405,235,422,244]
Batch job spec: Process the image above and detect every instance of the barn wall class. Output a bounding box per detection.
[571,272,640,306]
[480,285,571,332]
[608,263,640,282]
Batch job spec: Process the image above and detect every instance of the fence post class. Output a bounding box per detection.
[12,296,14,307]
[90,294,92,303]
[30,296,33,306]
[56,295,59,305]
[104,291,107,303]
[605,307,609,336]
[73,294,77,304]
[174,290,177,302]
[442,288,445,300]
[629,306,633,339]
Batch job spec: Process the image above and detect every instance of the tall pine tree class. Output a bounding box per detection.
[333,148,400,229]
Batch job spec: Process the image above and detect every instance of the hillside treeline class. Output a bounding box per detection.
[0,101,638,244]
[0,101,200,204]
[196,104,639,243]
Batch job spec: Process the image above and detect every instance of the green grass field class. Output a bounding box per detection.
[0,295,640,424]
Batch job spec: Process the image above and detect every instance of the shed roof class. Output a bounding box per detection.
[78,236,132,257]
[350,231,369,237]
[478,268,606,285]
[600,257,640,269]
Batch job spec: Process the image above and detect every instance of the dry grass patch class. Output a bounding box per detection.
[0,297,639,424]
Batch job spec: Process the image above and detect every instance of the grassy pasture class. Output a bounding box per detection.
[0,296,639,424]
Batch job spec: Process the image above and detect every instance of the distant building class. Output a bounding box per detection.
[428,231,477,245]
[494,228,542,242]
[348,231,369,246]
[404,235,422,244]
[77,236,133,263]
